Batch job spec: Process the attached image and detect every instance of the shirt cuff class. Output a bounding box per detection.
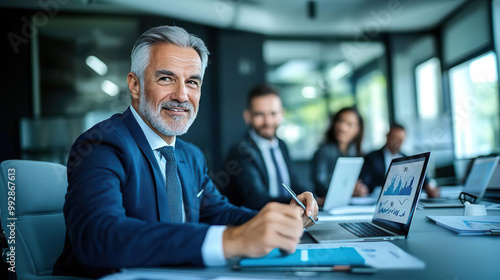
[201,225,227,266]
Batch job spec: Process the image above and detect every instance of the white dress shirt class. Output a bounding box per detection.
[383,146,404,172]
[249,129,291,197]
[130,106,227,266]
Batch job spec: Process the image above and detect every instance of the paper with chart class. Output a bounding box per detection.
[427,215,500,235]
[296,241,425,269]
[373,158,425,224]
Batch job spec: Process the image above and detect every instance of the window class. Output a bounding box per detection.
[449,51,500,158]
[264,40,385,160]
[415,57,442,119]
[21,16,139,163]
[38,17,137,117]
[356,69,389,153]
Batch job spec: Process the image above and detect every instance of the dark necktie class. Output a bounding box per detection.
[158,146,183,223]
[269,147,290,198]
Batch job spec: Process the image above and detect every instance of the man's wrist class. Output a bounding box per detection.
[222,226,242,259]
[201,226,227,266]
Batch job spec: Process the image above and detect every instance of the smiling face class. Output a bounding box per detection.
[244,94,283,140]
[128,43,202,143]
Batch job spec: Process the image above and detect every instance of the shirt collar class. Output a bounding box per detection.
[130,105,176,150]
[383,146,402,158]
[249,129,279,149]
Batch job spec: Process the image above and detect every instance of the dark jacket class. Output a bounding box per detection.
[220,134,306,210]
[359,148,387,192]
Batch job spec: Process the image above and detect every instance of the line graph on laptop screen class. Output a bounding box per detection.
[374,158,425,224]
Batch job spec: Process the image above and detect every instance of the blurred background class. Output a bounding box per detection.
[1,0,500,188]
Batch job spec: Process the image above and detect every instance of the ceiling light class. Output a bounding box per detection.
[86,55,108,76]
[302,86,317,99]
[101,80,119,97]
[329,62,352,80]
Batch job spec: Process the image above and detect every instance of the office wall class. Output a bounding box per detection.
[216,31,265,166]
[1,9,35,162]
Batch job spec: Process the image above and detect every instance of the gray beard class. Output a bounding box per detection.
[138,91,198,137]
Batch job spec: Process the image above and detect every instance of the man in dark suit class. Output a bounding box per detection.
[53,26,317,278]
[357,124,440,198]
[221,85,307,210]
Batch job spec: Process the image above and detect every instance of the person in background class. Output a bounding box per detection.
[358,124,440,198]
[311,107,365,206]
[221,84,307,210]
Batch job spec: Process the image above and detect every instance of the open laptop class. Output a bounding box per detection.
[419,156,499,208]
[307,152,430,242]
[484,159,500,200]
[322,157,364,211]
[487,163,500,190]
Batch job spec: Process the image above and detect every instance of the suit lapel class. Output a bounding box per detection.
[175,145,199,223]
[246,135,269,189]
[121,108,170,222]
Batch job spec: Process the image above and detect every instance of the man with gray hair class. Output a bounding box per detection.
[53,25,318,278]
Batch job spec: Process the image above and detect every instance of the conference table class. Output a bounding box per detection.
[101,205,500,280]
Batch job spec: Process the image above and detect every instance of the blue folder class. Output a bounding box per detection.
[236,247,366,270]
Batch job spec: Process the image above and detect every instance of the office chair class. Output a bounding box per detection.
[0,160,87,280]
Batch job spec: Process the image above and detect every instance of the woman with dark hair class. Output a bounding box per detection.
[311,107,365,204]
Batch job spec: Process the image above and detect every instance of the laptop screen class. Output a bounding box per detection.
[463,157,499,197]
[373,153,430,236]
[488,163,500,190]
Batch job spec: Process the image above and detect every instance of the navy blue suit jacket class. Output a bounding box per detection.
[359,148,387,193]
[53,108,256,278]
[220,134,307,210]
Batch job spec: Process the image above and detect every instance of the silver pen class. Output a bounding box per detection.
[281,183,317,225]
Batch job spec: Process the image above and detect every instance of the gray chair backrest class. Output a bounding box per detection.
[0,160,68,279]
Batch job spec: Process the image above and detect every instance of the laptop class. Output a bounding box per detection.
[307,152,430,242]
[487,163,500,190]
[322,157,364,211]
[484,160,500,200]
[419,156,500,208]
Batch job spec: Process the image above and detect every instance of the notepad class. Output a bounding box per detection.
[235,247,365,270]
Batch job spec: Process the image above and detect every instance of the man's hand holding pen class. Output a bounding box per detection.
[222,190,319,259]
[291,191,319,229]
[281,183,319,228]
